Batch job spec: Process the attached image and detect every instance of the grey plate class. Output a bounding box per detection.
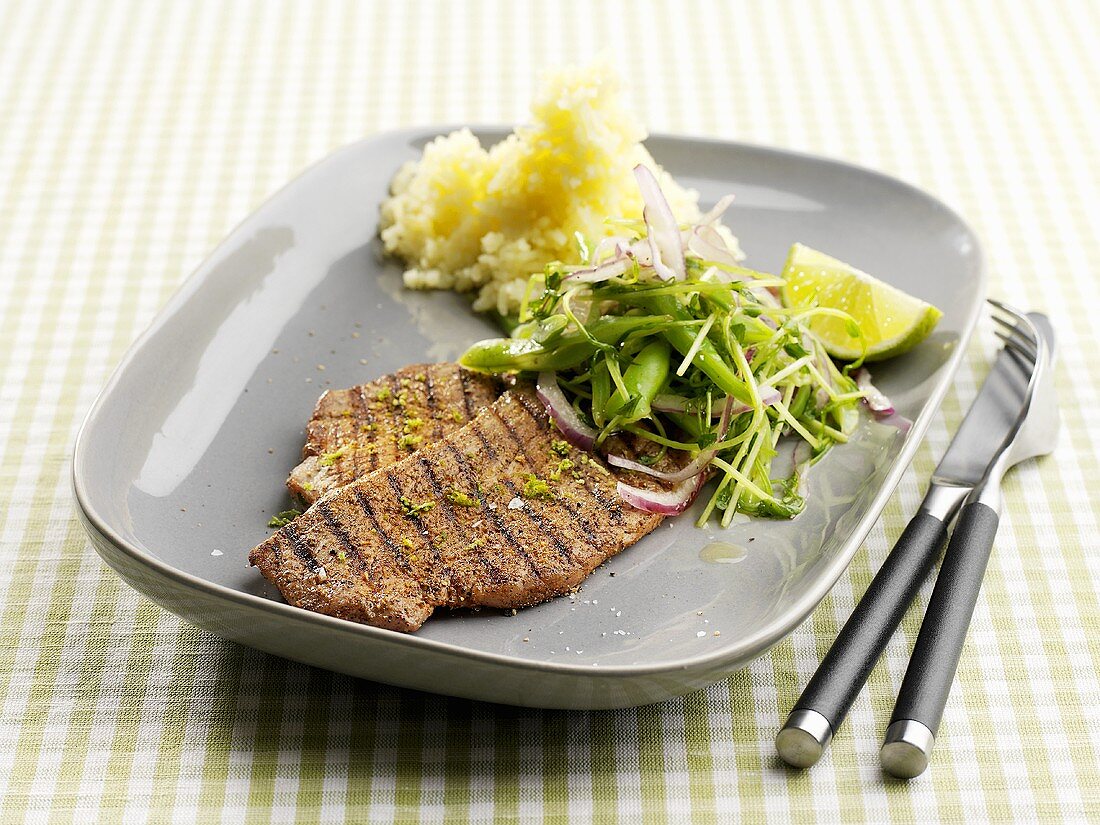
[72,128,984,709]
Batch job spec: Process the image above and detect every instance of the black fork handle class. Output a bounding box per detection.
[776,511,949,768]
[880,501,1000,778]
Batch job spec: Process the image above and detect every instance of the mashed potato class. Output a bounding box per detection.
[379,64,709,317]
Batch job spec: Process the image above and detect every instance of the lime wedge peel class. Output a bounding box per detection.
[780,243,943,362]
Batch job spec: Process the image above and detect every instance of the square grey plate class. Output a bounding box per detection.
[73,128,984,709]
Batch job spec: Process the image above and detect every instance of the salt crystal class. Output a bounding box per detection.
[210,549,223,557]
[508,497,523,510]
[696,631,706,637]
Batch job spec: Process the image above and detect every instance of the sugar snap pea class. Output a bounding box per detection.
[459,315,669,374]
[604,339,671,424]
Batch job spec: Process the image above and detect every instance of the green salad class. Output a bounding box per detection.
[460,166,897,526]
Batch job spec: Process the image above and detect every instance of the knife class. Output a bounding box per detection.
[775,310,1036,769]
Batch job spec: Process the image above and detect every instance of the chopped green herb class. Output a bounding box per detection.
[445,487,478,507]
[548,458,574,481]
[521,474,554,500]
[399,496,434,518]
[267,509,301,528]
[376,386,391,401]
[320,446,347,466]
[550,439,571,457]
[398,433,422,449]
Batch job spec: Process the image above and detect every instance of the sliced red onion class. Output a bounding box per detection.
[617,472,707,516]
[634,165,685,281]
[651,389,776,417]
[650,393,692,414]
[687,224,743,270]
[853,367,896,417]
[565,237,652,284]
[770,437,814,481]
[536,372,598,451]
[876,412,912,434]
[758,385,781,407]
[607,396,737,484]
[564,255,636,284]
[590,235,630,263]
[608,450,713,484]
[700,194,736,225]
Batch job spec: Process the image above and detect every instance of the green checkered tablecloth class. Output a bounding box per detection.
[2,0,1098,821]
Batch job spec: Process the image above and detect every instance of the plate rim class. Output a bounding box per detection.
[72,126,986,680]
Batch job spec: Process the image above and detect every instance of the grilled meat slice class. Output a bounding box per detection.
[251,383,680,632]
[288,363,503,504]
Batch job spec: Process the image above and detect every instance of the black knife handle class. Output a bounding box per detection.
[881,501,1000,778]
[776,511,948,767]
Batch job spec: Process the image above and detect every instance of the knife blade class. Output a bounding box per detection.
[930,337,1032,492]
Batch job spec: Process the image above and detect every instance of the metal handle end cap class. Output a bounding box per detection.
[880,719,935,779]
[776,709,833,768]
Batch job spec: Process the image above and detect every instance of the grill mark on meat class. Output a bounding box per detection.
[355,387,380,472]
[387,374,405,451]
[511,389,552,434]
[497,476,574,564]
[468,418,499,461]
[351,487,413,574]
[418,455,505,587]
[283,524,320,572]
[590,484,624,526]
[386,468,446,573]
[317,501,365,571]
[424,370,442,439]
[424,370,437,409]
[386,472,410,517]
[417,456,453,524]
[490,402,596,539]
[458,366,475,419]
[445,442,543,581]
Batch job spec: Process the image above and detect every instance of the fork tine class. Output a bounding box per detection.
[994,328,1038,364]
[988,298,1038,345]
[990,311,1038,349]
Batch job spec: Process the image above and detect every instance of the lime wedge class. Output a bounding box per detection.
[781,243,942,361]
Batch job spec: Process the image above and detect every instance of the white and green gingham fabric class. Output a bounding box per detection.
[2,0,1098,821]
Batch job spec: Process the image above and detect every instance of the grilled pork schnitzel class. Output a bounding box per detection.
[252,382,678,632]
[288,363,503,504]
